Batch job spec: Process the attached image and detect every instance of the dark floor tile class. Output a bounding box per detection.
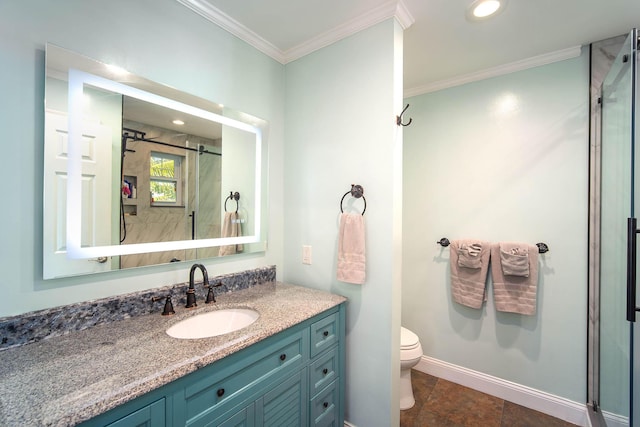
[423,379,504,427]
[400,404,421,427]
[412,370,439,401]
[401,371,577,427]
[415,408,468,427]
[500,401,578,427]
[400,371,439,427]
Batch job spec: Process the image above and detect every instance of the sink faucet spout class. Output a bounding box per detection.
[187,263,208,308]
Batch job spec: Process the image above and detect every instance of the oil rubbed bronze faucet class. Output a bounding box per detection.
[187,263,209,308]
[151,295,175,315]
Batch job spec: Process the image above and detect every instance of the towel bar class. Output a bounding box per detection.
[436,238,549,254]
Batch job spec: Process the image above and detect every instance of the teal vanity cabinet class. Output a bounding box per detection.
[80,303,345,427]
[105,399,165,427]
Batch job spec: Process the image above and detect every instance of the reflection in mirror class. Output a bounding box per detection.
[43,44,267,279]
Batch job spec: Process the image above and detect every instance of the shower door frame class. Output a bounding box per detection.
[589,29,640,427]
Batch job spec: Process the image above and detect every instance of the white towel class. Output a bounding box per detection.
[491,242,539,315]
[336,213,366,284]
[219,212,243,256]
[450,239,491,309]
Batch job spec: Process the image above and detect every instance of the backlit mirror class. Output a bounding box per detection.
[43,44,268,279]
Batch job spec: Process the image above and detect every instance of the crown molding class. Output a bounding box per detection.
[175,0,287,63]
[404,45,583,98]
[285,0,415,62]
[176,0,414,64]
[395,0,415,30]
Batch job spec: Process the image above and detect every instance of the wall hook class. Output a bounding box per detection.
[396,104,412,127]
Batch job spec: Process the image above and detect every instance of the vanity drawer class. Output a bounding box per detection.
[310,312,339,358]
[105,398,165,427]
[184,330,307,426]
[310,380,339,427]
[309,347,338,396]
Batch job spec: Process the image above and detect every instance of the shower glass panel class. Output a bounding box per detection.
[600,29,637,426]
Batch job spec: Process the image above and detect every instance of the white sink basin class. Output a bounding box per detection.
[166,308,259,339]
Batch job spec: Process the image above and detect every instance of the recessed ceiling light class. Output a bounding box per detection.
[172,119,185,125]
[466,0,506,21]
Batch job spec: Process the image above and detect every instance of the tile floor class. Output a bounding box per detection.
[400,370,579,427]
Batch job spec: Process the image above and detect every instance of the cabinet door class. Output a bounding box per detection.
[105,398,165,427]
[208,403,255,427]
[255,369,308,427]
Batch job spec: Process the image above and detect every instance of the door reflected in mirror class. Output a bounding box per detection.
[43,44,268,279]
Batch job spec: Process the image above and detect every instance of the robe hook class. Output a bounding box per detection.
[396,104,412,127]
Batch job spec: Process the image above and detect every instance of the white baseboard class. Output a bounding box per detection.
[601,410,628,427]
[415,356,590,427]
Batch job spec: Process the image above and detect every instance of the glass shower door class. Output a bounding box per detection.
[600,28,637,427]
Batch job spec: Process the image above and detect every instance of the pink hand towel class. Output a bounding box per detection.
[337,213,366,284]
[219,212,243,256]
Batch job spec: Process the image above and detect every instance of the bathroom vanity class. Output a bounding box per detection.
[0,281,346,427]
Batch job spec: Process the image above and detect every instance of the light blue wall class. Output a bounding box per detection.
[0,0,285,316]
[402,51,590,402]
[283,19,404,427]
[2,2,403,425]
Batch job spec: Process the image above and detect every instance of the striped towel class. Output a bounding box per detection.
[491,242,539,315]
[449,240,491,309]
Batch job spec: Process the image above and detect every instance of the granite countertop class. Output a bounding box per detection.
[0,282,346,427]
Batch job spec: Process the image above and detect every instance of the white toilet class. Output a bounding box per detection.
[400,326,423,410]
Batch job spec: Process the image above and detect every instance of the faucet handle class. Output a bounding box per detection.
[205,282,224,304]
[152,295,176,316]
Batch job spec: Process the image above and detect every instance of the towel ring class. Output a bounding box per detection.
[340,184,366,215]
[224,191,240,213]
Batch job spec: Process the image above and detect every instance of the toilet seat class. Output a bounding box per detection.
[401,327,419,350]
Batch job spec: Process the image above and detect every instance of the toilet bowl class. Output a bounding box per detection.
[400,326,423,410]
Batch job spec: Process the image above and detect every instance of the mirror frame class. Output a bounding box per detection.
[65,69,263,259]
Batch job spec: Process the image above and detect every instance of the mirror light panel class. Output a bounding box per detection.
[67,69,262,259]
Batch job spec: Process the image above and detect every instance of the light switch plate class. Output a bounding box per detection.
[302,245,312,264]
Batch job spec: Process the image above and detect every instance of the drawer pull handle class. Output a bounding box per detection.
[280,353,287,361]
[217,388,225,397]
[323,368,329,375]
[323,331,329,337]
[323,402,329,409]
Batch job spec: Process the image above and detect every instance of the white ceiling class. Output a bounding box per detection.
[178,0,640,96]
